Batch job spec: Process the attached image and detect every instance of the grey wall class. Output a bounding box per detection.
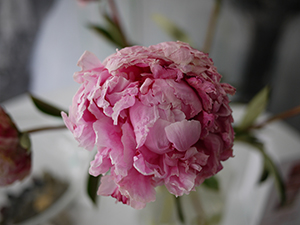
[0,0,55,102]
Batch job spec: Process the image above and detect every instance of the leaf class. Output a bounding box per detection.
[262,150,286,206]
[30,94,66,118]
[259,165,270,183]
[235,134,286,206]
[89,24,119,47]
[152,14,192,44]
[174,196,185,224]
[103,13,127,48]
[203,176,219,191]
[89,20,127,49]
[87,174,101,206]
[237,86,270,131]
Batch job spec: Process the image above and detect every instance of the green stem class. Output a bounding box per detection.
[175,196,185,224]
[23,125,66,134]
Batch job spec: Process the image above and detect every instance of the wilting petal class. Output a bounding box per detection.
[0,107,31,186]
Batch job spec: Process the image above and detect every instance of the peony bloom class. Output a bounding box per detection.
[62,41,236,209]
[0,107,31,186]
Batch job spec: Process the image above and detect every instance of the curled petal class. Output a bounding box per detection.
[144,119,171,154]
[89,148,112,176]
[165,120,201,151]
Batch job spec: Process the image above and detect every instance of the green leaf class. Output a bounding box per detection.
[235,135,286,206]
[262,150,286,206]
[259,165,270,183]
[89,21,126,49]
[152,14,192,44]
[30,94,66,118]
[203,176,219,191]
[89,24,118,46]
[174,196,185,224]
[237,86,270,131]
[87,174,101,206]
[103,14,127,48]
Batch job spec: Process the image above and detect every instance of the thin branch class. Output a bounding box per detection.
[202,0,222,53]
[23,125,67,134]
[251,105,300,129]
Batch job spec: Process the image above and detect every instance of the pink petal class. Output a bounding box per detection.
[144,119,171,154]
[110,82,139,125]
[89,147,112,176]
[165,120,201,151]
[77,51,103,71]
[165,167,196,196]
[133,146,164,178]
[119,121,136,172]
[167,46,194,65]
[118,168,156,205]
[93,118,121,149]
[166,79,202,119]
[97,174,117,196]
[140,78,154,94]
[129,101,159,148]
[133,154,155,176]
[112,95,136,125]
[98,172,149,209]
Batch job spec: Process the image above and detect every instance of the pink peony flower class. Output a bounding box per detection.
[0,107,31,186]
[62,41,236,209]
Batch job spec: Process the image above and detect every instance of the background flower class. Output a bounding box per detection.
[0,107,31,186]
[77,0,98,6]
[63,41,235,209]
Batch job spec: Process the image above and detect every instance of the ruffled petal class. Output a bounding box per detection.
[118,168,156,206]
[129,101,159,148]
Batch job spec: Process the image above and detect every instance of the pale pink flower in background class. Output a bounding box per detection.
[62,41,236,209]
[0,107,31,186]
[77,0,98,6]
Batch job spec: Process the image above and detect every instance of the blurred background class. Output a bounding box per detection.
[0,0,300,131]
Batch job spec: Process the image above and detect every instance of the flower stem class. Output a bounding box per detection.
[23,125,66,134]
[251,105,300,129]
[175,196,185,224]
[108,0,129,47]
[202,0,222,53]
